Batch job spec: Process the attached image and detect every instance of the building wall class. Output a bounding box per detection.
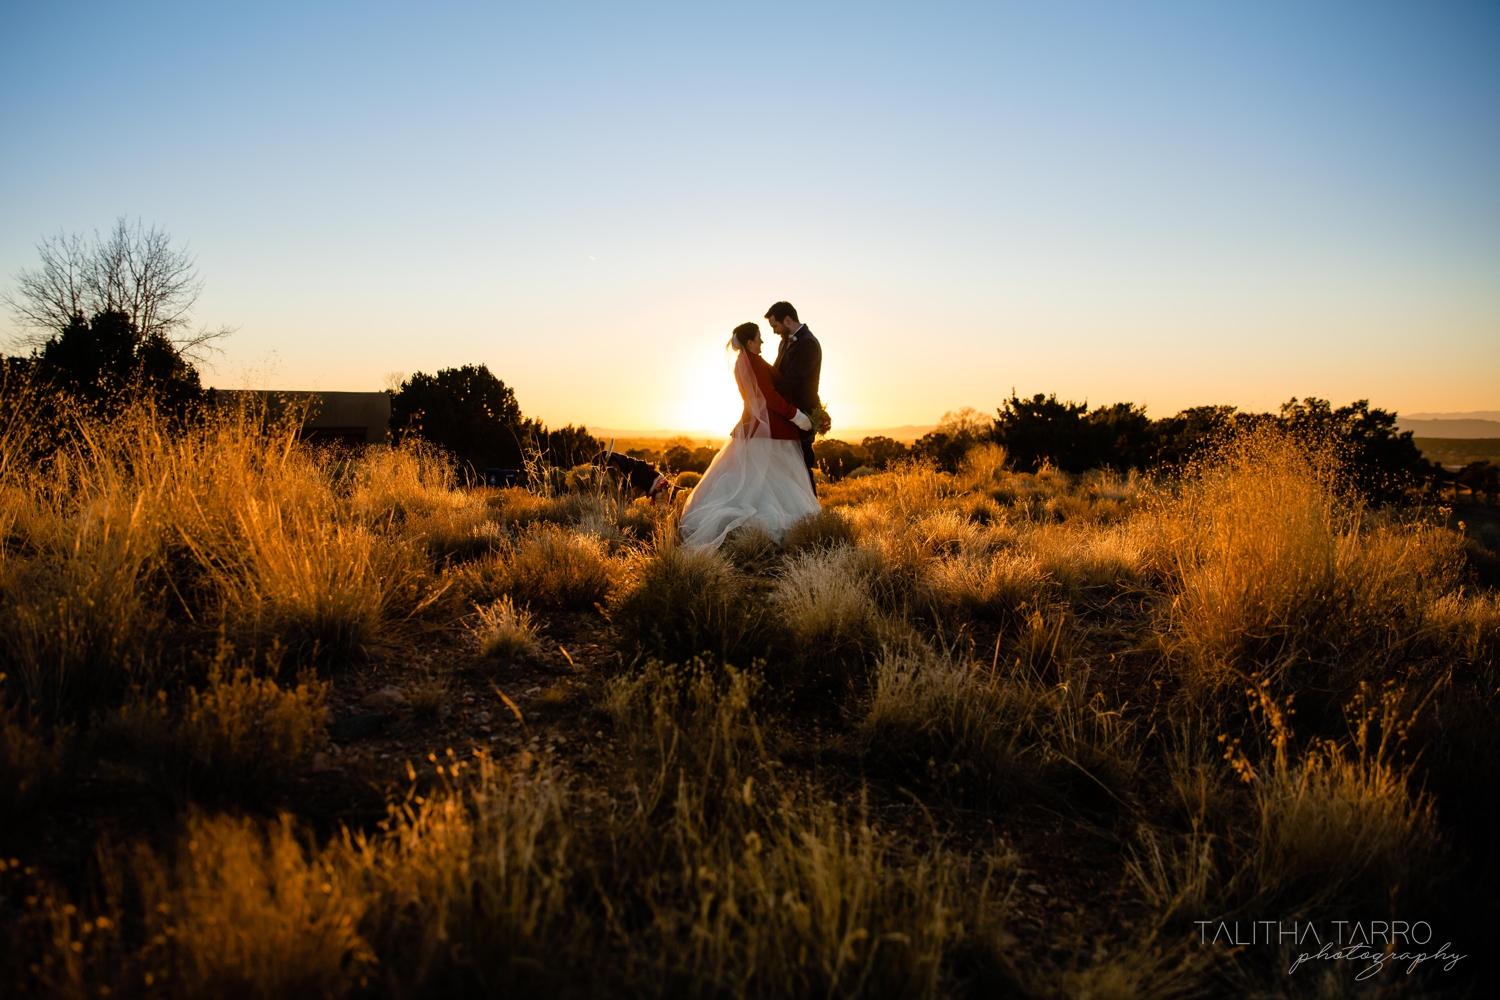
[211,390,391,444]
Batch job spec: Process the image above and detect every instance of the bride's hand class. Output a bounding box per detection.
[792,410,814,432]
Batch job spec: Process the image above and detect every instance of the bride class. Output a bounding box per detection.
[679,322,821,549]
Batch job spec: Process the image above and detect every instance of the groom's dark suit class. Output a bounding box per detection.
[772,324,821,488]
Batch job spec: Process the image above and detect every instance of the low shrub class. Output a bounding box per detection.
[105,653,328,803]
[610,537,768,665]
[769,548,884,691]
[492,524,616,611]
[471,595,540,661]
[782,507,855,552]
[13,810,374,1000]
[857,642,1134,813]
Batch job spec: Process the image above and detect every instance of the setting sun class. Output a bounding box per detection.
[664,338,746,435]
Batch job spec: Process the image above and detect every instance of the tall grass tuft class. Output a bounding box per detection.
[611,530,769,665]
[348,442,497,561]
[104,650,328,802]
[347,757,578,995]
[219,504,434,663]
[857,641,1134,811]
[1148,428,1463,696]
[600,657,992,998]
[483,523,617,611]
[1231,682,1443,913]
[471,595,540,661]
[13,810,373,1000]
[770,547,886,691]
[0,472,170,720]
[782,507,855,552]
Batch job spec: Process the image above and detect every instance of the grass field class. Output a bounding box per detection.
[2,397,1497,998]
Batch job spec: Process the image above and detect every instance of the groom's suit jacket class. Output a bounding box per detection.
[773,326,822,472]
[772,326,821,416]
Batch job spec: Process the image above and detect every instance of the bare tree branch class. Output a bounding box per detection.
[2,231,92,347]
[3,217,228,357]
[175,323,238,364]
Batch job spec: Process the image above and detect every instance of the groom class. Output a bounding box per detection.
[765,301,827,490]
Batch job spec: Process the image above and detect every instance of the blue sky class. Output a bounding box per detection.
[2,1,1496,431]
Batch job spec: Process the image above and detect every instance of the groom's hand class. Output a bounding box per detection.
[791,410,814,432]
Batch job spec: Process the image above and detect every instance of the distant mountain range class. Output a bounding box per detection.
[1398,412,1500,439]
[1403,411,1500,422]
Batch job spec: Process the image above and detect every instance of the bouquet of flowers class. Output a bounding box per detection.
[809,403,833,438]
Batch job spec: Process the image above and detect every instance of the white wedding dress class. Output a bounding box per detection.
[678,342,821,549]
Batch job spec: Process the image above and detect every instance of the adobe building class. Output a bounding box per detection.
[212,390,390,445]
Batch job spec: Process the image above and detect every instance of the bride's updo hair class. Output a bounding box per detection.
[731,322,760,350]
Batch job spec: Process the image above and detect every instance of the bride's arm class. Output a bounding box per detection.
[752,358,799,421]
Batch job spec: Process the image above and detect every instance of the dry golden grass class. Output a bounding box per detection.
[462,523,618,611]
[1230,683,1442,913]
[218,507,435,661]
[772,548,882,652]
[859,638,1133,808]
[610,530,771,666]
[3,394,1495,997]
[598,657,1002,997]
[782,507,856,552]
[1143,430,1466,695]
[0,399,456,713]
[17,810,373,999]
[104,650,328,801]
[348,442,497,560]
[471,594,540,661]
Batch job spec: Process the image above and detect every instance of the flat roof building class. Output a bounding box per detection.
[212,390,390,445]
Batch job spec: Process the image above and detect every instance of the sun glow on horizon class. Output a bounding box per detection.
[657,334,865,439]
[663,339,743,435]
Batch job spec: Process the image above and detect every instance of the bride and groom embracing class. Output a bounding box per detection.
[679,301,833,549]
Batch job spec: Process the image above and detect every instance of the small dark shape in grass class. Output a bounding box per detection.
[330,712,393,741]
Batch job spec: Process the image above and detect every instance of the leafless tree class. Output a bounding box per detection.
[3,217,232,361]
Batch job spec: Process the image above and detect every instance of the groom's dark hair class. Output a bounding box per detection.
[764,301,799,324]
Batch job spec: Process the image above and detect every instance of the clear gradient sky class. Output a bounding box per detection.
[2,2,1497,433]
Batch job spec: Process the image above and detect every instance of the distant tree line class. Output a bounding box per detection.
[814,393,1437,506]
[0,223,1457,506]
[617,439,719,475]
